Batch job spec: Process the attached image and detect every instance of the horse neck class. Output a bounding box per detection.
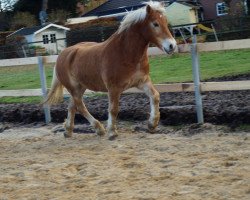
[110,26,149,64]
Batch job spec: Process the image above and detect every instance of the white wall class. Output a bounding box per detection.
[166,3,199,26]
[34,27,67,54]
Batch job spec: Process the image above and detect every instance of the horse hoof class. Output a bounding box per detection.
[96,126,106,136]
[148,123,158,133]
[94,122,106,136]
[108,134,118,141]
[96,129,106,136]
[64,132,72,138]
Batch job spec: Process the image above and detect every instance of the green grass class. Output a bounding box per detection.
[0,64,54,90]
[0,48,250,103]
[149,48,250,83]
[0,96,42,104]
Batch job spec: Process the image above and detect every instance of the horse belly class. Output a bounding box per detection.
[57,54,108,93]
[75,65,108,92]
[79,76,108,92]
[71,47,108,92]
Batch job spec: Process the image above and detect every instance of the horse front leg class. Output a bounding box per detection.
[107,90,121,140]
[139,80,160,132]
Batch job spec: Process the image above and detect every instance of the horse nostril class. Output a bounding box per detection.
[169,44,173,50]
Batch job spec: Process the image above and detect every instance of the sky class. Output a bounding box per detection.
[0,0,17,11]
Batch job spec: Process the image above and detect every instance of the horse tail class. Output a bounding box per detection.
[43,67,64,105]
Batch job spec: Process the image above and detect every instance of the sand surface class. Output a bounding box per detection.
[0,123,249,200]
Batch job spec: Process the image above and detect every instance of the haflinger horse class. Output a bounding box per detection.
[45,1,176,140]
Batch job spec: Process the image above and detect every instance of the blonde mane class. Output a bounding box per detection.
[118,1,166,34]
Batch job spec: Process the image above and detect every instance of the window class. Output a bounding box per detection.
[216,2,228,16]
[42,34,49,44]
[42,33,56,44]
[50,34,56,43]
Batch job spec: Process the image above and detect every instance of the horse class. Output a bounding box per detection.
[45,1,176,140]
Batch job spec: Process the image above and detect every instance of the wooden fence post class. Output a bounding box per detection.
[38,56,51,124]
[191,35,204,124]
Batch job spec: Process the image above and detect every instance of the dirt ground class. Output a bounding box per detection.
[1,90,250,125]
[0,122,249,200]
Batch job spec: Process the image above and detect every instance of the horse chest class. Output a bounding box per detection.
[128,66,148,88]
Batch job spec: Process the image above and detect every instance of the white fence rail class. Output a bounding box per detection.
[1,81,250,98]
[1,38,250,67]
[0,55,58,67]
[0,38,250,123]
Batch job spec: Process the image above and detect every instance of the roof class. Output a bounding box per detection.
[82,0,158,17]
[178,2,201,9]
[169,1,201,9]
[7,23,70,37]
[82,0,201,17]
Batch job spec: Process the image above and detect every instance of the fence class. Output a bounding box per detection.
[0,38,250,124]
[66,25,119,46]
[0,38,66,60]
[1,16,249,60]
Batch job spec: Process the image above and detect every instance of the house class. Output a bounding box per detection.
[67,0,152,25]
[165,2,200,26]
[82,0,146,19]
[81,0,248,21]
[81,0,201,25]
[199,0,248,21]
[7,23,70,54]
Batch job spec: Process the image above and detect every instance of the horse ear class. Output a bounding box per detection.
[146,5,152,15]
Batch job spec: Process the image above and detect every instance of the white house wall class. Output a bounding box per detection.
[166,3,199,26]
[34,27,67,54]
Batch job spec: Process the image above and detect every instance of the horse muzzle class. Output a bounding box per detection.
[161,38,176,54]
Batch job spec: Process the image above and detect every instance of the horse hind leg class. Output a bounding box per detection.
[73,95,106,137]
[107,90,121,140]
[64,98,77,138]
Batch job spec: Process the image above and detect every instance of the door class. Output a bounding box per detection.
[42,32,57,54]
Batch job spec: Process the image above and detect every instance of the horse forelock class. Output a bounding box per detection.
[118,1,166,34]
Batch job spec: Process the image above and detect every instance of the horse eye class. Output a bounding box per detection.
[153,22,159,27]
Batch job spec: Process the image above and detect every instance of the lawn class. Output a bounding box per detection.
[0,64,54,90]
[0,48,250,103]
[149,48,250,83]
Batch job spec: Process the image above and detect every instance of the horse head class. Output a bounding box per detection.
[142,2,176,54]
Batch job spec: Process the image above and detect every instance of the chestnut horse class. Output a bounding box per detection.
[45,1,176,140]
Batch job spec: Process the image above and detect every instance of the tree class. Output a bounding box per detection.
[13,0,78,18]
[47,0,78,14]
[0,11,10,30]
[247,0,250,15]
[13,0,108,18]
[42,0,48,11]
[0,1,16,30]
[48,9,70,25]
[10,11,37,30]
[83,0,107,14]
[13,0,43,16]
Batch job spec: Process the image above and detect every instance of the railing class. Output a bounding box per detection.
[0,38,250,124]
[0,38,66,60]
[1,16,249,60]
